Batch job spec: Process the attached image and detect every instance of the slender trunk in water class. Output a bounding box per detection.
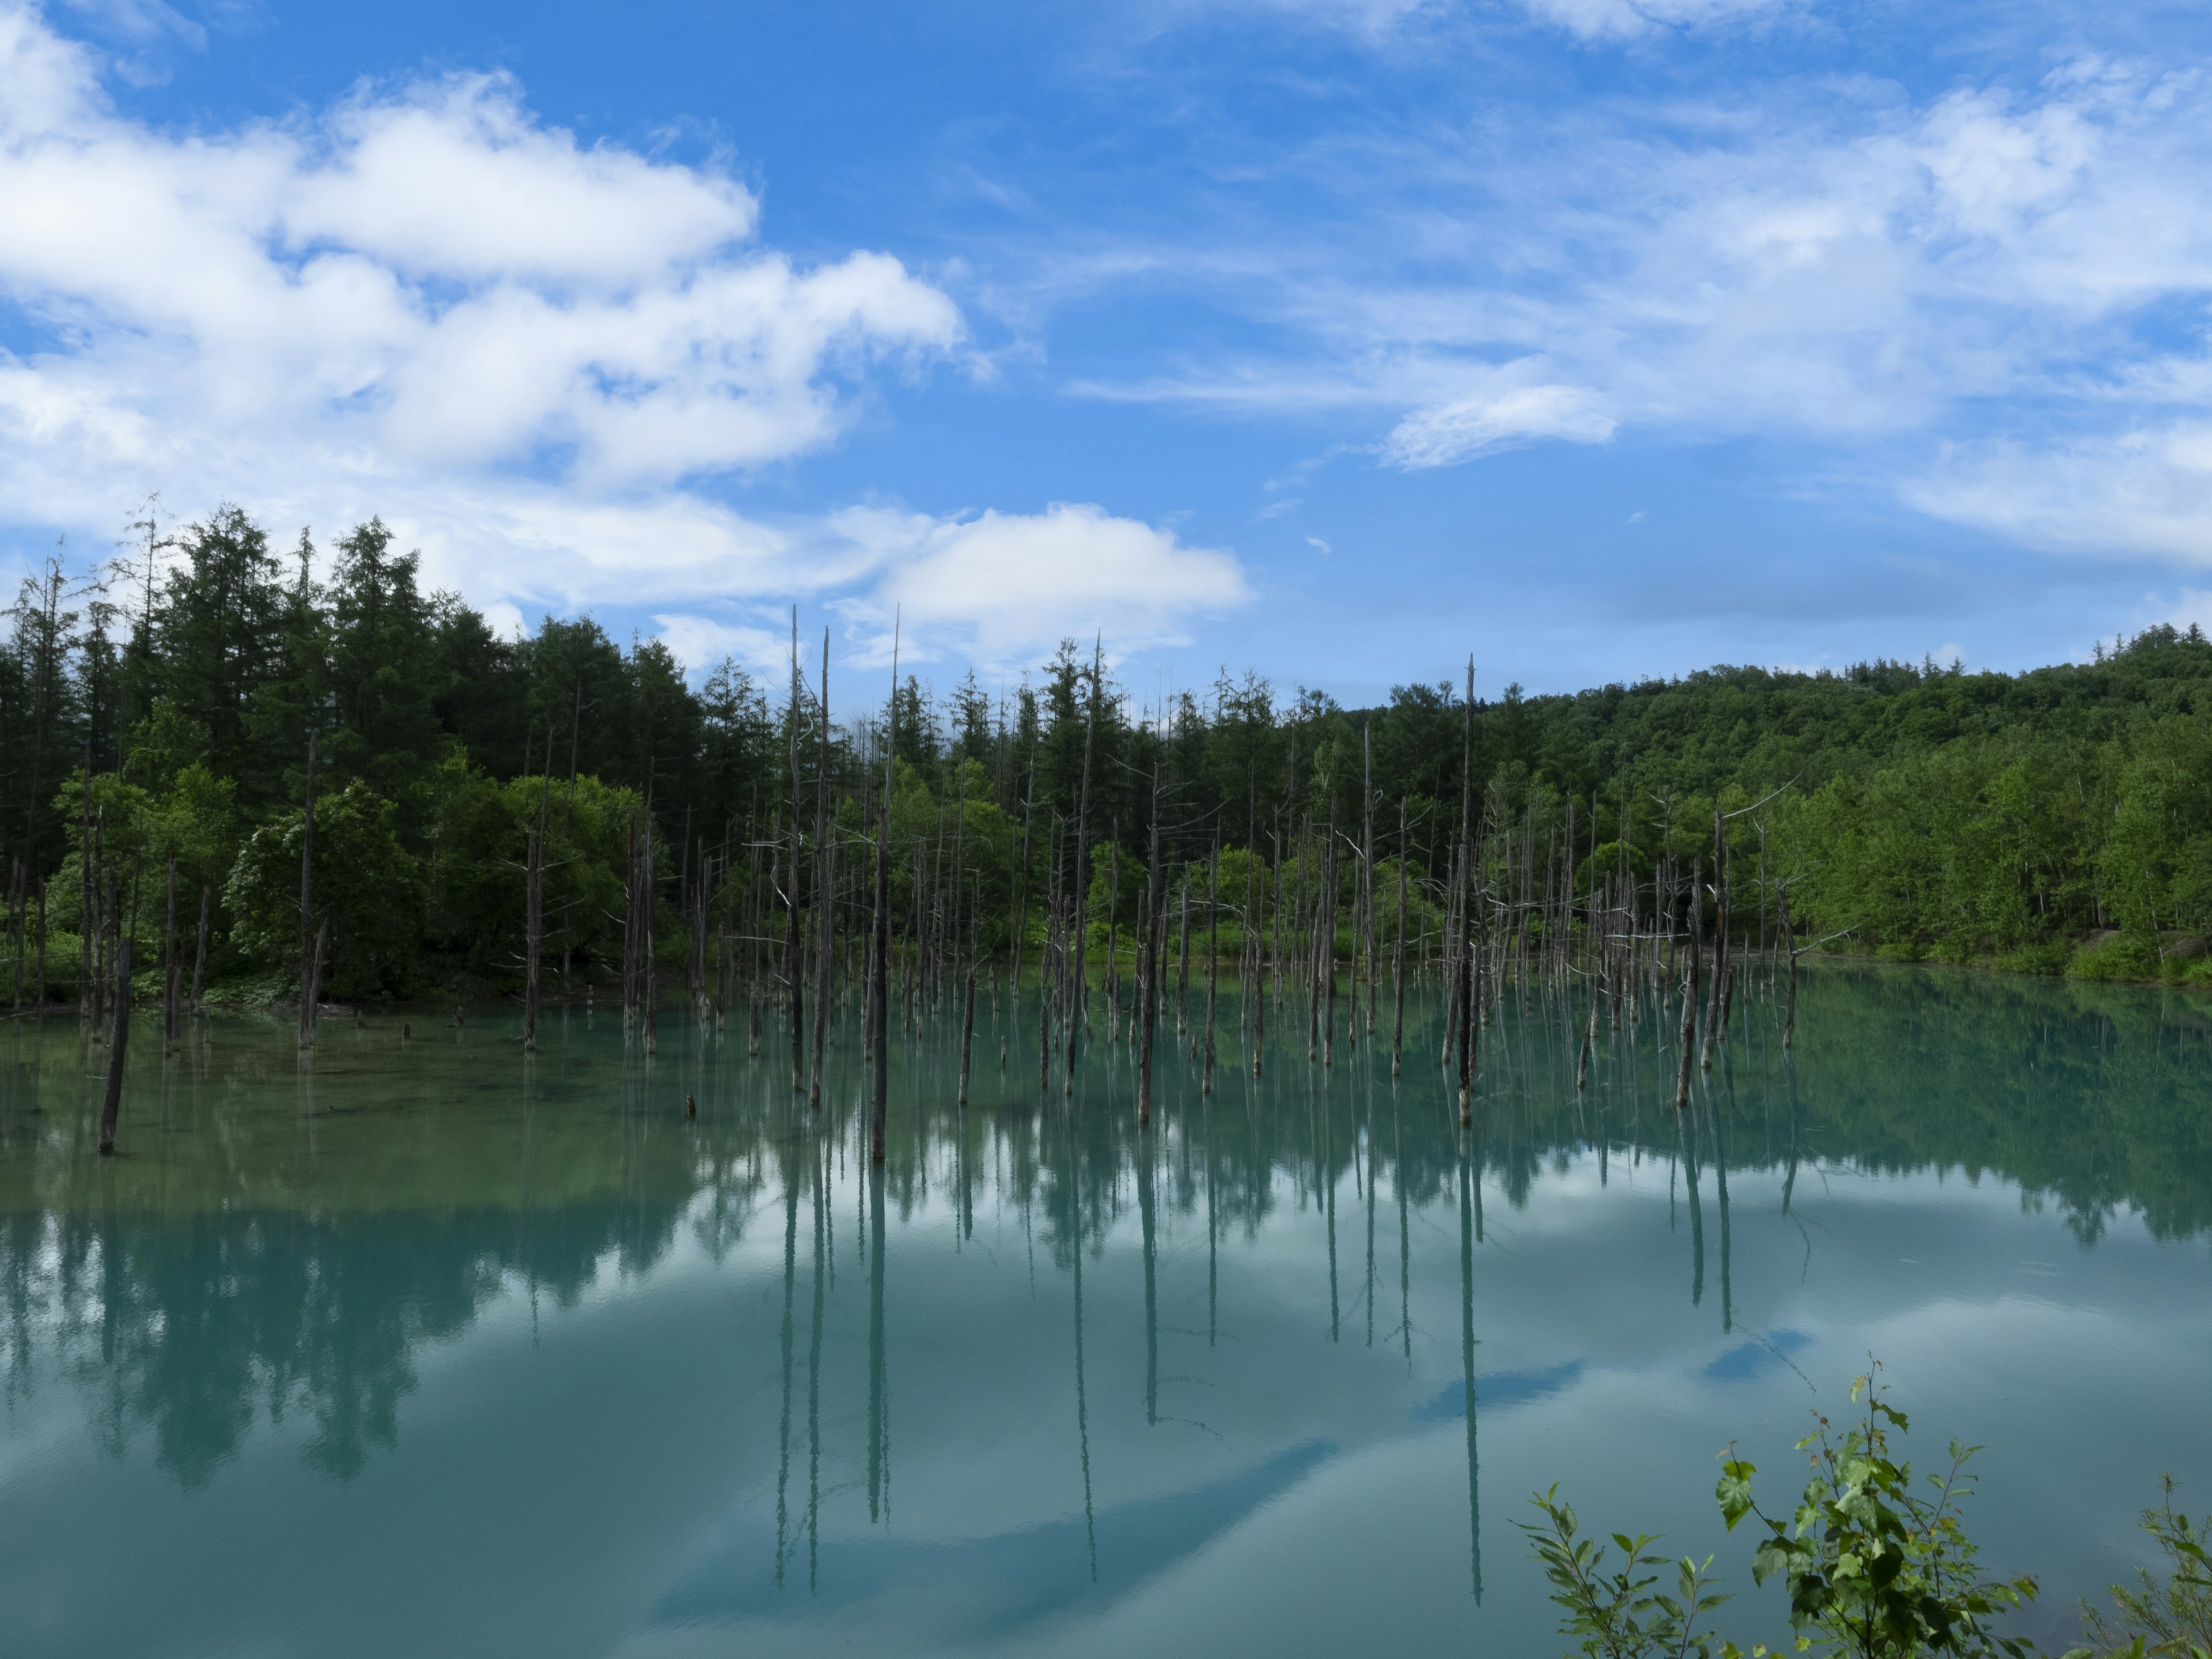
[190,882,210,1015]
[871,627,899,1163]
[1675,857,1703,1108]
[1779,880,1798,1050]
[1065,638,1100,1092]
[810,628,831,1109]
[1203,840,1219,1094]
[1456,662,1477,1124]
[1700,804,1729,1073]
[298,731,317,1049]
[1392,797,1408,1078]
[98,935,132,1155]
[162,854,180,1056]
[787,610,805,1093]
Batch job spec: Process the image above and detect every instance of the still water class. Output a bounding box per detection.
[1,965,2208,1657]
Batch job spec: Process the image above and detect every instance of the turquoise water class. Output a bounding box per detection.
[1,965,2209,1657]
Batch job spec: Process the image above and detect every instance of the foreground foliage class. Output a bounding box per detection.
[1523,1370,2212,1659]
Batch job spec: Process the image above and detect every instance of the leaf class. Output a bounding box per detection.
[1718,1461,1758,1530]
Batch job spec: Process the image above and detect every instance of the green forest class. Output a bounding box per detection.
[6,504,2212,1009]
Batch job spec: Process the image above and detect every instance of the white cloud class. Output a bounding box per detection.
[825,502,1252,668]
[1519,0,1784,40]
[0,4,971,619]
[1382,381,1615,468]
[1060,48,2212,560]
[650,612,796,681]
[1907,426,2212,564]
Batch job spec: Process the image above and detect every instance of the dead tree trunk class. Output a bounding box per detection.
[298,730,317,1050]
[1203,840,1219,1095]
[1392,797,1408,1078]
[97,934,131,1156]
[871,628,898,1164]
[1675,856,1703,1108]
[1778,879,1798,1049]
[1065,639,1100,1093]
[787,611,805,1093]
[811,628,832,1109]
[162,854,179,1056]
[190,882,210,1015]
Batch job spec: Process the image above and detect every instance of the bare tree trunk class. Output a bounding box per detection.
[524,825,543,1054]
[162,853,179,1056]
[298,730,317,1050]
[1138,766,1162,1126]
[642,810,658,1055]
[788,611,805,1093]
[1203,840,1219,1095]
[303,914,328,1039]
[1779,880,1798,1050]
[1700,803,1729,1072]
[1456,662,1478,1124]
[623,815,640,1032]
[98,934,131,1155]
[190,882,209,1014]
[1065,639,1099,1094]
[1176,850,1190,1039]
[1675,857,1702,1108]
[872,627,898,1164]
[1363,726,1377,1036]
[1575,972,1600,1090]
[1392,797,1407,1078]
[958,946,976,1108]
[811,628,832,1108]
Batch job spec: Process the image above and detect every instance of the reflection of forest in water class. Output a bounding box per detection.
[1,958,2207,1494]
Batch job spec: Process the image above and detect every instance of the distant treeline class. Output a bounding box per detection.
[3,503,2211,1002]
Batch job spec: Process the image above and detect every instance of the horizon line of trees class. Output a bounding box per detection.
[7,502,2212,1010]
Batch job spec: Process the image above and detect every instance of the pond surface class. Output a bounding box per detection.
[1,964,2209,1658]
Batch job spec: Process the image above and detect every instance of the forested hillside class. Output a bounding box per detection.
[3,506,2210,1006]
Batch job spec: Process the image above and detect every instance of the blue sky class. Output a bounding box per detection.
[5,0,2212,705]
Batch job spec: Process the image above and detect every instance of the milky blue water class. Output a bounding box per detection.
[1,964,2207,1657]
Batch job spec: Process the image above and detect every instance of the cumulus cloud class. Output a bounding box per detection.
[0,3,980,627]
[822,502,1252,668]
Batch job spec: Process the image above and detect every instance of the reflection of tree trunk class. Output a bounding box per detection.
[1397,1092,1411,1369]
[1683,1106,1705,1309]
[1205,1105,1218,1347]
[866,1161,888,1524]
[1325,1098,1339,1343]
[1457,1138,1483,1604]
[1069,1138,1097,1582]
[1365,1093,1377,1350]
[775,1154,797,1584]
[1782,1052,1801,1214]
[1715,1080,1734,1334]
[1139,1127,1158,1424]
[807,1132,825,1592]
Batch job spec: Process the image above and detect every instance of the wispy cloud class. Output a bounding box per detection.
[1033,44,2212,558]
